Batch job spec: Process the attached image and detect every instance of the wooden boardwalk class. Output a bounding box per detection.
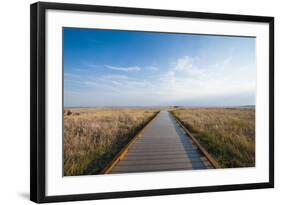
[110,111,213,174]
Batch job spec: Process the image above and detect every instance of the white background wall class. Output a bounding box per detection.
[0,0,279,204]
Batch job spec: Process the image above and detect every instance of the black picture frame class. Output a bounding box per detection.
[30,1,274,203]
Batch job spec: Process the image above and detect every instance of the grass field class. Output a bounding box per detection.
[64,108,159,176]
[171,108,255,168]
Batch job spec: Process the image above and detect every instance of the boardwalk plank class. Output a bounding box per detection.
[127,150,200,155]
[117,158,210,166]
[123,156,204,163]
[112,163,193,172]
[111,167,207,174]
[123,155,206,161]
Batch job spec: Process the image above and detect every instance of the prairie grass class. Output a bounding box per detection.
[171,108,255,168]
[64,108,158,176]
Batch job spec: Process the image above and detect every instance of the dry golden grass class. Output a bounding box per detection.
[171,108,255,168]
[64,108,158,176]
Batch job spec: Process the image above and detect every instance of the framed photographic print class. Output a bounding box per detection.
[30,1,274,203]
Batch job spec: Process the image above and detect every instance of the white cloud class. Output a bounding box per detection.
[106,65,141,72]
[174,56,205,77]
[65,55,256,107]
[175,56,193,71]
[111,81,122,86]
[156,54,256,105]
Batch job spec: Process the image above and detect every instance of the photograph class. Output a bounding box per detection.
[63,27,256,176]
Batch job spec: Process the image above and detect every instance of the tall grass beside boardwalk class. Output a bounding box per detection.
[64,108,159,176]
[171,108,255,168]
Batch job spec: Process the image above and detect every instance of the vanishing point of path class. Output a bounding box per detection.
[110,111,213,174]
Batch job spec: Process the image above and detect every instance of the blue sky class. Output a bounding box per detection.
[64,28,256,107]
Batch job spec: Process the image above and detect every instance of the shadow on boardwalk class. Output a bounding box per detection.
[168,113,210,169]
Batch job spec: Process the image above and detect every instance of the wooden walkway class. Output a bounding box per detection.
[110,111,213,174]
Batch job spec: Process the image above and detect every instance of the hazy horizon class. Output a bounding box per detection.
[64,28,256,107]
[64,104,256,109]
